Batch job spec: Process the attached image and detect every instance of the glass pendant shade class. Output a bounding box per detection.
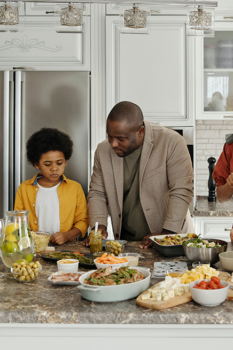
[187,6,215,37]
[120,4,150,34]
[54,3,83,33]
[0,1,24,32]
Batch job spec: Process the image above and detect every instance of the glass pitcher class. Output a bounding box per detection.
[1,210,34,268]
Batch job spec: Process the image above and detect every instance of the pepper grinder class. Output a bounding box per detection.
[207,157,216,202]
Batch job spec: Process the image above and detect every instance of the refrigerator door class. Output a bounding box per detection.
[16,71,90,198]
[0,71,14,217]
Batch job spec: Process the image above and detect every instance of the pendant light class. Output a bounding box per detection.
[187,5,215,37]
[120,3,151,34]
[0,1,24,32]
[53,2,84,33]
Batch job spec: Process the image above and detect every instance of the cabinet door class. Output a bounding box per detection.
[199,218,232,242]
[106,16,194,126]
[0,16,90,71]
[196,20,233,120]
[25,3,90,16]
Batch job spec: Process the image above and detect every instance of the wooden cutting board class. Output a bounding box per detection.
[136,271,233,310]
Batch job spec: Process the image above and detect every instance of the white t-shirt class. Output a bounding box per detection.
[35,182,60,235]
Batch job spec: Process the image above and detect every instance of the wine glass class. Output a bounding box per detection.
[0,218,5,277]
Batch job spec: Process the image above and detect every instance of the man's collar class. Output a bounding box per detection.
[29,173,67,186]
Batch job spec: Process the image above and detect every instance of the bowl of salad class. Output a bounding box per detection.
[182,238,227,264]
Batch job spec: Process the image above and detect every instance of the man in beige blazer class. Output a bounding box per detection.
[85,101,194,249]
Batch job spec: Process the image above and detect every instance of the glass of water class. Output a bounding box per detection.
[0,218,5,277]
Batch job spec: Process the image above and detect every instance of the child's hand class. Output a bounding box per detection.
[50,232,68,245]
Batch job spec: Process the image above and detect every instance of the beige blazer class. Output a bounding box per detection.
[88,121,194,239]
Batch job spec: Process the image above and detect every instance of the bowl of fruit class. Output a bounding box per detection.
[11,259,42,282]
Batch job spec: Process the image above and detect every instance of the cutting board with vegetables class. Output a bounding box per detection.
[136,271,233,310]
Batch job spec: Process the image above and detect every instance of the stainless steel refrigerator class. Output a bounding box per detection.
[0,71,90,218]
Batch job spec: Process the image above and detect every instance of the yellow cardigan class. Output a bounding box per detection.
[14,174,89,237]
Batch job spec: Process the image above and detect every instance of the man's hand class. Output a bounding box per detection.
[226,173,233,189]
[230,229,233,242]
[50,232,68,245]
[138,229,175,249]
[83,225,108,247]
[138,234,154,249]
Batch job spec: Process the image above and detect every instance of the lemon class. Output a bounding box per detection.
[5,223,19,235]
[24,254,34,263]
[18,236,30,250]
[2,241,19,254]
[5,234,17,242]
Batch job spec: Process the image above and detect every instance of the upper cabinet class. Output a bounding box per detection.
[106,16,195,126]
[196,20,233,120]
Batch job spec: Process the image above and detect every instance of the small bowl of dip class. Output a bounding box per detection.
[118,253,140,267]
[57,259,79,273]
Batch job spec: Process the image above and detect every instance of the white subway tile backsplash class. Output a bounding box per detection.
[196,144,207,149]
[195,120,226,196]
[196,130,219,138]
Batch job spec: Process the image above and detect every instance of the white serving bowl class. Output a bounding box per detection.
[189,279,229,307]
[57,259,79,273]
[94,258,128,270]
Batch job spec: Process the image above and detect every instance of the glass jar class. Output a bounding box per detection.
[89,229,102,254]
[1,210,34,268]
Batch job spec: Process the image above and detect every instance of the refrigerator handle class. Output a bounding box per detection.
[3,71,10,214]
[15,70,21,199]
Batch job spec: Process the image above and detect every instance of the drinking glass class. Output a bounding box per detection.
[0,218,5,277]
[1,211,34,269]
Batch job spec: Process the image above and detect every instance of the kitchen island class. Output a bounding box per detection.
[1,241,233,349]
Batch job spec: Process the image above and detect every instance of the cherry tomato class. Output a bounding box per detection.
[209,281,218,289]
[199,284,207,289]
[211,276,220,285]
[218,284,225,289]
[195,283,200,288]
[200,281,208,288]
[193,285,199,289]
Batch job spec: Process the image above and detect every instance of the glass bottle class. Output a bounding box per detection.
[89,229,102,254]
[1,210,34,268]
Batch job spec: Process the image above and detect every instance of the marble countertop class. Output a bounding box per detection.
[194,196,233,217]
[1,241,233,325]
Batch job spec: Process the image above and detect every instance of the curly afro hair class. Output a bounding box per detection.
[26,128,73,166]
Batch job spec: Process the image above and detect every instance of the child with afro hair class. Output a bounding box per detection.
[14,128,89,245]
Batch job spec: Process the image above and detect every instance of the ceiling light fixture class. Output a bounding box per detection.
[46,2,84,33]
[0,1,24,32]
[186,5,215,37]
[120,3,150,34]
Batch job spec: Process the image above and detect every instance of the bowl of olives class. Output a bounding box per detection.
[11,259,42,282]
[105,240,125,256]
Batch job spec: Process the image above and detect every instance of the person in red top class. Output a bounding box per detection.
[212,141,233,242]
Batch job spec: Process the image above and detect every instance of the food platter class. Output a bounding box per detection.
[48,271,85,286]
[40,250,95,269]
[150,233,189,257]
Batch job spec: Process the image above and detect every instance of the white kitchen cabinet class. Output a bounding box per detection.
[196,19,233,120]
[25,2,90,16]
[106,16,195,126]
[195,217,232,242]
[106,4,187,15]
[0,16,90,71]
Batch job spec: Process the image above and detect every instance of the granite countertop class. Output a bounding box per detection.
[194,196,233,217]
[1,241,233,325]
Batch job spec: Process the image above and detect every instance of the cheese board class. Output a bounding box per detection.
[136,271,233,310]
